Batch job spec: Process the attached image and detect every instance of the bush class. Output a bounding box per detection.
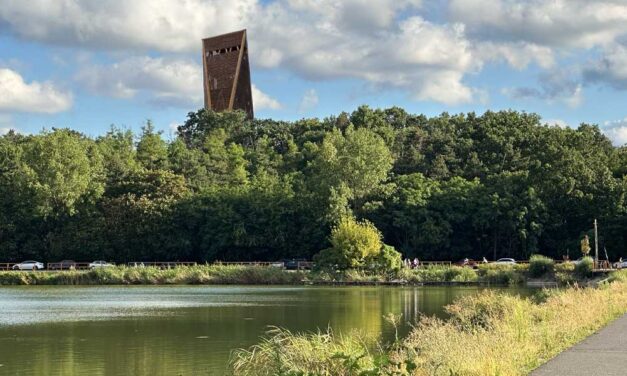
[555,262,576,285]
[398,265,478,283]
[365,244,402,273]
[476,264,525,285]
[528,254,555,278]
[314,216,382,270]
[575,256,594,278]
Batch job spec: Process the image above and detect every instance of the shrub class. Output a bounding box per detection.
[476,264,525,285]
[398,265,478,283]
[365,244,402,273]
[528,254,555,278]
[555,262,576,285]
[575,256,594,278]
[314,216,383,270]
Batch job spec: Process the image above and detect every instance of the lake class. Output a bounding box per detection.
[0,285,531,375]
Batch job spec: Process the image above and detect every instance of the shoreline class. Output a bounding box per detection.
[231,271,627,375]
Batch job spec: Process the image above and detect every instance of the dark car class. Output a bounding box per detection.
[49,260,77,270]
[282,259,310,270]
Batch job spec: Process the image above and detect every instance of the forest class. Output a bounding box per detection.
[0,107,625,263]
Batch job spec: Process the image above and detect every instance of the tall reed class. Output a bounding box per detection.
[231,276,627,375]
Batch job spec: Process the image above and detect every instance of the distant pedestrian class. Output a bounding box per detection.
[482,257,488,264]
[413,258,420,269]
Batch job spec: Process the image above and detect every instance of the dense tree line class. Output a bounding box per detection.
[1,107,625,263]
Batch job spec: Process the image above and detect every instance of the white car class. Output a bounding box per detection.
[12,261,45,271]
[495,258,517,265]
[613,260,627,269]
[89,260,114,269]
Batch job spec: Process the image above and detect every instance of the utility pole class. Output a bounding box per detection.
[594,219,599,263]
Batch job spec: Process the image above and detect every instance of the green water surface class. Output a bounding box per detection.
[0,285,531,375]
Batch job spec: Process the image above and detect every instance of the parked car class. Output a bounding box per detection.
[613,259,627,269]
[12,261,45,271]
[455,258,478,268]
[495,258,517,265]
[282,258,309,270]
[49,260,77,270]
[89,260,114,269]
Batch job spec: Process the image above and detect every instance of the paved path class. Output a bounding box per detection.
[532,314,627,375]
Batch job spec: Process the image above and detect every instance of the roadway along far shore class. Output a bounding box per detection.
[532,313,627,376]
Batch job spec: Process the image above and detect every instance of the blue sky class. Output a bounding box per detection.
[1,0,627,145]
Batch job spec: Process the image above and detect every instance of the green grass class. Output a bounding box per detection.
[398,265,479,283]
[231,274,627,375]
[0,265,306,285]
[0,257,600,286]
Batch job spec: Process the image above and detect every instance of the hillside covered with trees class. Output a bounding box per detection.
[1,107,625,263]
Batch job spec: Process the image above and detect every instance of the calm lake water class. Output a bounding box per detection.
[0,285,532,375]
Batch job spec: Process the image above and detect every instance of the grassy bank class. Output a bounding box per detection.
[0,260,592,286]
[308,264,529,285]
[231,270,627,375]
[0,265,306,285]
[0,264,524,286]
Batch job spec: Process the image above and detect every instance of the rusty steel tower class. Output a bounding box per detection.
[202,30,254,119]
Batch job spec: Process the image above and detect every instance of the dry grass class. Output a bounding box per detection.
[231,276,627,376]
[231,327,380,376]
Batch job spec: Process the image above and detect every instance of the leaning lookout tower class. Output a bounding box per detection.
[202,29,254,119]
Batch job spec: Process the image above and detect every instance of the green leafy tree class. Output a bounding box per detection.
[310,126,393,210]
[314,216,383,270]
[137,121,168,171]
[21,129,104,217]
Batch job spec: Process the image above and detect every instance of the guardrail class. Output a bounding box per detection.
[594,260,613,271]
[47,262,91,270]
[215,261,314,270]
[1,259,616,272]
[215,261,282,267]
[127,261,197,269]
[418,261,452,267]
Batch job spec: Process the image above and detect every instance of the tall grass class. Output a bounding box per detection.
[399,265,479,283]
[231,327,380,376]
[231,276,627,375]
[0,258,590,286]
[0,265,306,285]
[476,263,527,285]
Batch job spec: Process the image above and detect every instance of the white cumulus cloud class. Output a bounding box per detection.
[299,89,319,113]
[75,56,203,107]
[0,68,72,113]
[251,84,281,110]
[449,0,627,49]
[75,56,281,110]
[602,118,627,146]
[0,0,482,105]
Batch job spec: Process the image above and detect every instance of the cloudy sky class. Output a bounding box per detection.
[1,0,627,145]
